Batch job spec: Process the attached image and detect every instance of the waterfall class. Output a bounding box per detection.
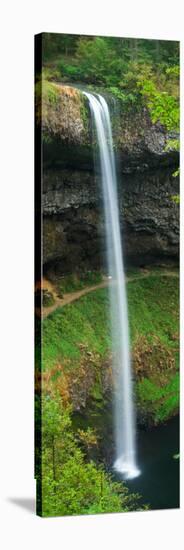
[84,91,140,479]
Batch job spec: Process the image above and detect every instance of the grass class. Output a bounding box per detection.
[42,287,111,369]
[127,274,179,423]
[136,372,179,423]
[128,274,179,352]
[41,272,179,424]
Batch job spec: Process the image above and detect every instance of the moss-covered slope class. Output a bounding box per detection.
[38,271,179,426]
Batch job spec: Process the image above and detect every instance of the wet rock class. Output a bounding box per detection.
[42,166,179,272]
[40,91,179,272]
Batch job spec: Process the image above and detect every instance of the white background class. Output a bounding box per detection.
[0,1,183,548]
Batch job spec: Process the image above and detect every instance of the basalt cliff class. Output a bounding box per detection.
[37,84,179,274]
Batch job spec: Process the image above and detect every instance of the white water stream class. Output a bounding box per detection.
[84,91,140,479]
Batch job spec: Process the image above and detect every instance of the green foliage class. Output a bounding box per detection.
[138,79,179,130]
[42,33,79,61]
[56,38,179,95]
[42,288,111,367]
[42,35,179,127]
[75,37,123,85]
[77,427,98,451]
[42,67,60,82]
[36,272,179,514]
[57,60,80,80]
[136,372,179,424]
[136,63,179,133]
[41,272,179,424]
[127,274,179,351]
[35,78,60,129]
[128,274,179,424]
[165,139,180,153]
[108,86,139,109]
[171,194,180,203]
[41,35,179,168]
[43,272,179,366]
[43,34,179,81]
[57,270,103,293]
[40,395,143,516]
[42,290,55,307]
[42,396,73,451]
[45,83,59,104]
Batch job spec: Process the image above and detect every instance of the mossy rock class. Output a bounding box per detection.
[35,78,89,144]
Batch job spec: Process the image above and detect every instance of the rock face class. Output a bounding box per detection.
[40,86,179,274]
[43,166,179,273]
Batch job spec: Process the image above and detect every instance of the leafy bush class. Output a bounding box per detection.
[37,395,145,516]
[57,61,80,80]
[75,37,123,85]
[42,67,60,82]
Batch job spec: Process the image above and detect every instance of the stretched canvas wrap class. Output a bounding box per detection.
[35,33,180,517]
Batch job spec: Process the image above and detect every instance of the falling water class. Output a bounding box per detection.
[84,91,140,479]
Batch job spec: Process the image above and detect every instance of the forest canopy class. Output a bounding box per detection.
[40,34,179,137]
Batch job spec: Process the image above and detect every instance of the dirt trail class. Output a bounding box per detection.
[36,270,178,319]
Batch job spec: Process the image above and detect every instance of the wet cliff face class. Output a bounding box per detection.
[40,85,179,274]
[43,165,179,274]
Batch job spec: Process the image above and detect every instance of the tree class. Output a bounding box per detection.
[40,394,145,516]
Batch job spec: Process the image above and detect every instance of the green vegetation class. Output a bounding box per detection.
[35,78,60,127]
[41,272,179,424]
[127,275,179,351]
[171,194,180,204]
[42,287,110,366]
[128,274,179,423]
[136,64,179,168]
[35,74,88,143]
[37,35,179,203]
[41,34,179,126]
[56,270,103,294]
[36,394,145,516]
[36,271,179,515]
[136,372,179,424]
[137,65,179,129]
[42,289,55,307]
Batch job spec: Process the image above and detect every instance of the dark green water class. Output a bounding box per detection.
[117,415,180,510]
[73,409,179,510]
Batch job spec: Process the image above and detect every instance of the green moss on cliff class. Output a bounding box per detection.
[35,77,89,143]
[136,372,179,424]
[35,79,60,127]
